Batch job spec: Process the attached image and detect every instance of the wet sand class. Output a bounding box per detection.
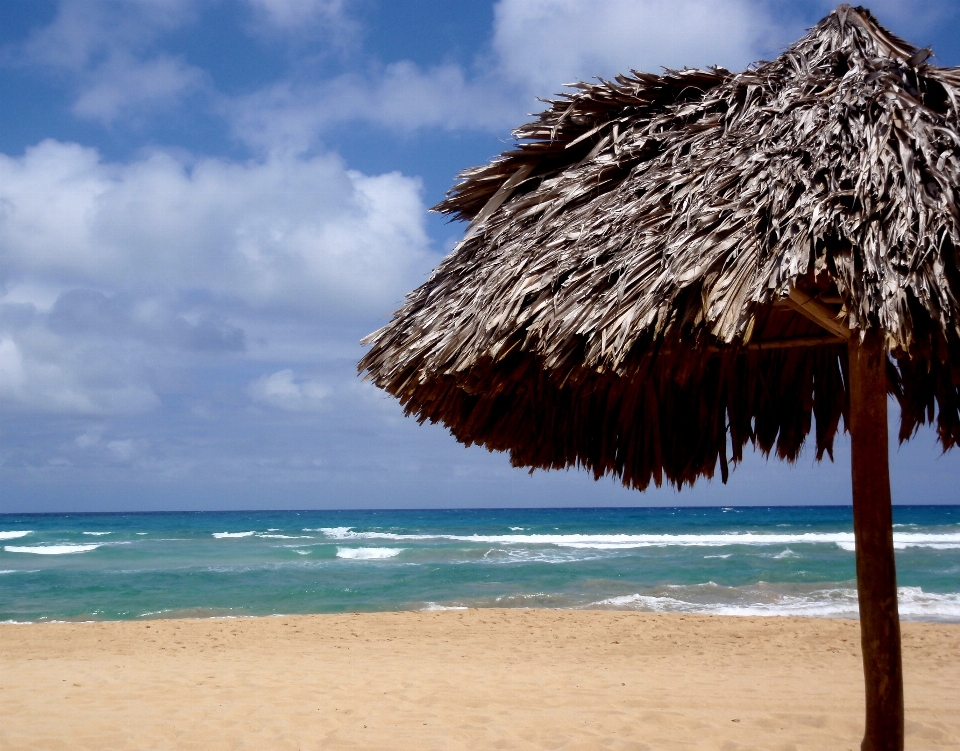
[1,610,958,750]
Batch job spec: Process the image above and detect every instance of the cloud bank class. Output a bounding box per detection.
[0,139,432,416]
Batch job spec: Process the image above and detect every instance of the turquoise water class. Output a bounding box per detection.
[1,506,958,622]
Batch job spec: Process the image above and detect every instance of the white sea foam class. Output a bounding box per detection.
[294,550,309,555]
[336,547,403,560]
[836,539,960,552]
[596,591,864,618]
[136,532,148,535]
[703,554,732,559]
[318,527,960,551]
[0,531,31,540]
[495,592,551,602]
[310,527,352,536]
[258,534,311,539]
[593,585,960,621]
[4,544,100,555]
[421,602,468,611]
[773,548,799,559]
[212,531,256,538]
[0,570,17,574]
[82,532,111,536]
[478,546,598,565]
[509,527,525,531]
[898,587,960,620]
[484,547,606,565]
[600,594,653,607]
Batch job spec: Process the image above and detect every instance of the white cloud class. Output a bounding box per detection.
[106,438,139,462]
[72,428,148,463]
[18,0,204,122]
[72,53,207,123]
[247,0,347,29]
[833,0,958,40]
[75,428,103,449]
[21,0,196,71]
[229,62,523,152]
[492,0,781,96]
[0,332,159,415]
[0,140,431,316]
[248,369,329,411]
[0,338,25,395]
[0,139,432,415]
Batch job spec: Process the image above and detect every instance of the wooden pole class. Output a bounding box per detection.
[847,328,904,751]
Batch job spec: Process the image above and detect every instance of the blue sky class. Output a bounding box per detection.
[1,0,960,512]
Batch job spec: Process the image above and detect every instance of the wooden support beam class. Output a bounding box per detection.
[659,335,846,356]
[848,328,904,751]
[786,288,851,340]
[744,335,845,350]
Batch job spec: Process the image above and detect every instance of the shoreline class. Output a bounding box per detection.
[2,609,958,750]
[4,605,960,626]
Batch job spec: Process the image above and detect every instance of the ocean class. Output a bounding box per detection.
[1,506,959,623]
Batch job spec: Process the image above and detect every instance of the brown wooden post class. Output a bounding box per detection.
[848,328,904,751]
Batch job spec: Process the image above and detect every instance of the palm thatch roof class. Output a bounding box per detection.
[359,4,960,491]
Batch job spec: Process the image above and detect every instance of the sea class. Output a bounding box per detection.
[1,506,959,624]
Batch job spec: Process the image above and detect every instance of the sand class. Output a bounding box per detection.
[1,610,957,750]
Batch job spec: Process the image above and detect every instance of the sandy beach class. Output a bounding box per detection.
[1,610,957,750]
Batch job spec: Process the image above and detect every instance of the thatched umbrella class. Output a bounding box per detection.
[360,5,960,749]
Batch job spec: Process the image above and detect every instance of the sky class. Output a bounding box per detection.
[1,0,960,512]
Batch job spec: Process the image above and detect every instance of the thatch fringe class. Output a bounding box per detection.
[360,5,960,489]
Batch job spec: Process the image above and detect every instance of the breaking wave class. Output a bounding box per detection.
[4,544,101,555]
[336,547,404,560]
[592,585,960,621]
[0,531,31,541]
[317,527,960,551]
